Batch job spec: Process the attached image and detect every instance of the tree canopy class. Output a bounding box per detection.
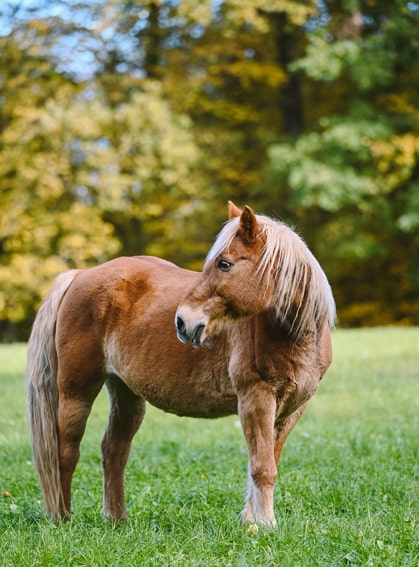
[0,0,418,338]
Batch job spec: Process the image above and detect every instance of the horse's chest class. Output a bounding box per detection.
[257,347,320,417]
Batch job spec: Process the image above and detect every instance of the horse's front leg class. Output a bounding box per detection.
[238,383,277,527]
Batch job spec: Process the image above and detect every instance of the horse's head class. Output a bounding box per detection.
[175,202,273,347]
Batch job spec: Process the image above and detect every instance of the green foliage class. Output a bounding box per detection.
[266,1,419,326]
[270,115,390,211]
[1,328,419,565]
[293,33,394,89]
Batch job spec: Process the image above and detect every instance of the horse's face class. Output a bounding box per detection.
[175,204,274,347]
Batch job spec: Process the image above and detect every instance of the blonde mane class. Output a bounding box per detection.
[205,214,336,338]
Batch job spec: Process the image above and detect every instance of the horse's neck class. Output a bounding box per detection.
[264,303,320,346]
[230,308,304,343]
[227,309,319,390]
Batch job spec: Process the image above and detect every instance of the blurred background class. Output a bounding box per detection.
[0,0,418,340]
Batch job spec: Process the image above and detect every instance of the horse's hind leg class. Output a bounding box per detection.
[57,368,104,518]
[102,374,146,521]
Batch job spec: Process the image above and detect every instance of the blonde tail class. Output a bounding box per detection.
[26,270,78,518]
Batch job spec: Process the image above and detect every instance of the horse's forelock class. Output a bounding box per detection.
[204,217,241,267]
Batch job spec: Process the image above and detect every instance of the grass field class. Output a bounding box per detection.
[0,328,418,566]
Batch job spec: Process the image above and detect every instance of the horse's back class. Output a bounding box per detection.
[55,256,197,347]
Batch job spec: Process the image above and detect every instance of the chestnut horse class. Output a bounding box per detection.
[27,202,335,526]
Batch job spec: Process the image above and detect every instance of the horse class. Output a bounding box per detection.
[27,201,335,526]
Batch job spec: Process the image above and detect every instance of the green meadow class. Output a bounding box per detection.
[0,328,418,566]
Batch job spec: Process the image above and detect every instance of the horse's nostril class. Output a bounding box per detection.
[191,323,205,348]
[176,315,186,335]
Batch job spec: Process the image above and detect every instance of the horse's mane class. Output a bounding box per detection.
[205,214,336,339]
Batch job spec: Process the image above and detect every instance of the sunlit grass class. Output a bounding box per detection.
[0,328,418,566]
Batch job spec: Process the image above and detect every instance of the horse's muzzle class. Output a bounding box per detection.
[175,316,205,348]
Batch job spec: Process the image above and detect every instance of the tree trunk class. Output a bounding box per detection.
[270,12,304,137]
[143,1,161,79]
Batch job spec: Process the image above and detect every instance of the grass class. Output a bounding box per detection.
[0,328,418,566]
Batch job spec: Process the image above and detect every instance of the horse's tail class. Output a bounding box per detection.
[26,269,79,518]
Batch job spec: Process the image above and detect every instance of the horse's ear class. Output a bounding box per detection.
[239,205,259,242]
[228,201,242,219]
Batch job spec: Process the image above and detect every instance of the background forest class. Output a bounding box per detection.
[0,0,418,340]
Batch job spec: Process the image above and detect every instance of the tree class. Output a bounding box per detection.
[267,0,419,325]
[0,34,120,331]
[1,0,418,336]
[0,29,205,335]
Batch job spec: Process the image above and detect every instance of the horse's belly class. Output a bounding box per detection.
[129,370,238,418]
[109,337,238,418]
[149,386,238,418]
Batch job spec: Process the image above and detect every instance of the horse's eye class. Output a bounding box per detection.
[216,259,233,272]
